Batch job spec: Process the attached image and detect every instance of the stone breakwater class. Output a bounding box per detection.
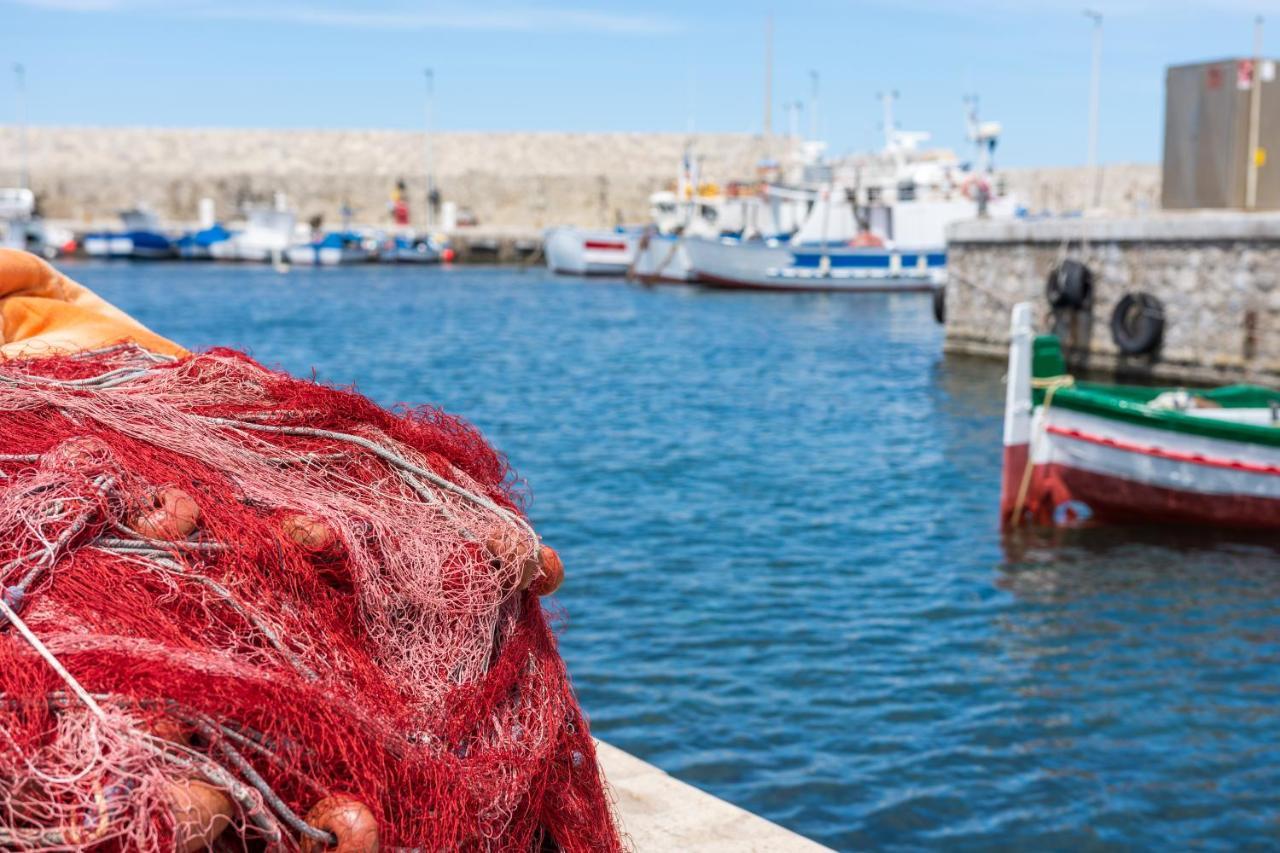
[945,213,1280,385]
[0,126,1159,229]
[0,126,771,229]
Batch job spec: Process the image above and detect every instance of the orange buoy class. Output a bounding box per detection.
[283,513,337,553]
[532,546,564,596]
[168,779,234,853]
[41,436,112,470]
[130,487,201,540]
[485,526,542,592]
[300,795,380,853]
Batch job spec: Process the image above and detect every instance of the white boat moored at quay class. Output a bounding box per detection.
[544,226,640,276]
[684,235,945,292]
[209,207,296,263]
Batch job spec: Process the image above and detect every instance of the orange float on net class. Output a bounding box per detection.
[129,486,201,540]
[168,779,234,853]
[532,545,564,597]
[283,513,337,553]
[300,795,381,853]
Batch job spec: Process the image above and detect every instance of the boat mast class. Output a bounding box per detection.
[423,67,435,230]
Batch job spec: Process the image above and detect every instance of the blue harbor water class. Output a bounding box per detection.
[70,261,1279,850]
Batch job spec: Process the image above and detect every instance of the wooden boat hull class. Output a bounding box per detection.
[1001,303,1280,530]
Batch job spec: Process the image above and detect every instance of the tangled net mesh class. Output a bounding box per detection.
[0,343,620,851]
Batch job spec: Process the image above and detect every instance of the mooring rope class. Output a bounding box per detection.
[1008,374,1075,527]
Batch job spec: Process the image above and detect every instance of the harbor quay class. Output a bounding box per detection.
[944,212,1280,386]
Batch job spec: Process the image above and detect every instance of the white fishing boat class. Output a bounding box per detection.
[210,206,296,263]
[544,227,641,276]
[686,95,1020,292]
[0,189,71,257]
[628,174,809,284]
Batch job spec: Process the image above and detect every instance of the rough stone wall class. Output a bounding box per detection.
[0,126,1164,228]
[945,217,1280,385]
[1000,163,1161,215]
[0,126,770,228]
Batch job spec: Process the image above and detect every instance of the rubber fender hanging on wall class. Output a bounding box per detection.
[932,285,946,324]
[1045,260,1093,309]
[1110,292,1165,355]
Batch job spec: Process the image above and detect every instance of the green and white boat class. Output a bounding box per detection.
[1001,303,1280,530]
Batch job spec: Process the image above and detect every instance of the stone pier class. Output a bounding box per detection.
[944,213,1280,386]
[596,741,831,852]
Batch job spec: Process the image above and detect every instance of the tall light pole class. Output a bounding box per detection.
[763,14,774,140]
[1084,10,1103,208]
[423,68,435,230]
[1246,16,1265,210]
[13,63,29,191]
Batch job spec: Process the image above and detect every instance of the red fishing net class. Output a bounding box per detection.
[0,343,619,851]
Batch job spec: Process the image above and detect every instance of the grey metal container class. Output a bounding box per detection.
[1162,58,1280,209]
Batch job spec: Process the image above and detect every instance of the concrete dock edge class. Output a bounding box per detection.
[596,741,833,852]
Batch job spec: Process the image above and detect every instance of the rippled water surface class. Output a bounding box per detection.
[71,261,1280,850]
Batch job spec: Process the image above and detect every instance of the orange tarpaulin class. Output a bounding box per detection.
[0,249,185,359]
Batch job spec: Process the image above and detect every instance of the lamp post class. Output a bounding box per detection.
[13,63,29,191]
[763,14,774,140]
[1084,10,1103,208]
[423,68,435,230]
[1246,16,1265,210]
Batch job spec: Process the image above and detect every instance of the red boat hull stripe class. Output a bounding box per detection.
[583,240,628,251]
[1045,424,1280,476]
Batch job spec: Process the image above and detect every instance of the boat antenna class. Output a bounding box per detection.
[423,67,435,230]
[809,70,819,141]
[878,90,898,152]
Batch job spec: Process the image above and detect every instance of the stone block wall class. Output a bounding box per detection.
[945,214,1280,385]
[0,126,770,229]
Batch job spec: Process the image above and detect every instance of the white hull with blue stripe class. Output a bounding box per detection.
[684,237,945,293]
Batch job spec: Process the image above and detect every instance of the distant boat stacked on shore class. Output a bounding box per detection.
[14,198,456,267]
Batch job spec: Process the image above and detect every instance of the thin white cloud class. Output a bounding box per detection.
[862,0,1270,13]
[6,0,681,34]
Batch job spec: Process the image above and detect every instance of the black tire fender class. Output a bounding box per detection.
[932,285,946,325]
[1110,292,1165,355]
[1046,260,1093,309]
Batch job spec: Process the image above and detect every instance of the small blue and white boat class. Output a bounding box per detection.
[286,231,376,266]
[175,223,234,260]
[84,209,175,260]
[379,233,446,264]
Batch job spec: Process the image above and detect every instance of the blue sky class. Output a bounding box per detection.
[0,0,1274,165]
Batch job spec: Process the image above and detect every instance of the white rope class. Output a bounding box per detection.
[198,416,540,545]
[0,594,107,722]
